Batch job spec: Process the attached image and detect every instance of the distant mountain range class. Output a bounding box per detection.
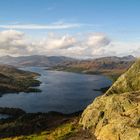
[0,55,76,67]
[0,55,136,80]
[0,55,135,67]
[89,55,135,62]
[50,55,136,79]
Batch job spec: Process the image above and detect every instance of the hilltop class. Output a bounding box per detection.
[80,59,140,140]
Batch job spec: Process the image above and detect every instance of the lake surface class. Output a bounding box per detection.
[0,114,11,119]
[0,67,112,114]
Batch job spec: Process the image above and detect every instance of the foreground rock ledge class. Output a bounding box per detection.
[80,59,140,140]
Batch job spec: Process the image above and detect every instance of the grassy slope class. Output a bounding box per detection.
[2,117,95,140]
[3,122,77,140]
[106,59,140,95]
[0,108,95,140]
[4,124,95,140]
[0,110,83,140]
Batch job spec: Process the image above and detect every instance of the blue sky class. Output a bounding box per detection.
[0,0,140,38]
[0,0,140,58]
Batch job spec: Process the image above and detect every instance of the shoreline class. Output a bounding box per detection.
[0,107,83,119]
[0,107,84,139]
[46,67,121,82]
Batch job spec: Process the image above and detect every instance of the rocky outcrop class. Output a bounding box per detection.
[80,59,140,140]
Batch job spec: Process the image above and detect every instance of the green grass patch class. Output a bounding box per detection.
[3,122,78,140]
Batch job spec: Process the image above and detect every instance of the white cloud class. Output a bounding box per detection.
[0,30,24,45]
[0,23,81,30]
[87,33,110,47]
[0,30,32,56]
[111,41,140,57]
[0,29,138,58]
[39,33,76,50]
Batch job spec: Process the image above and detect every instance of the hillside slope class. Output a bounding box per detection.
[53,55,135,80]
[0,65,40,94]
[80,59,140,140]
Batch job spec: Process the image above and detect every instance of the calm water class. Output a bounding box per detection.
[0,67,112,114]
[0,114,11,119]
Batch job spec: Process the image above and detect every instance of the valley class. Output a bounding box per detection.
[0,57,137,140]
[0,55,135,81]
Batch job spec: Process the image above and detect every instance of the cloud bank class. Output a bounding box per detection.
[0,29,138,58]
